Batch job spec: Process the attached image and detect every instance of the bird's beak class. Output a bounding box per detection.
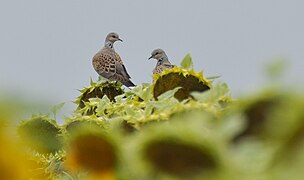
[148,55,153,60]
[118,38,123,42]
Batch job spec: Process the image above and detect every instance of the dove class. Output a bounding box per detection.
[92,32,135,87]
[148,48,175,74]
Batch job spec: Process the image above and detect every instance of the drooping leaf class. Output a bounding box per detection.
[157,87,181,101]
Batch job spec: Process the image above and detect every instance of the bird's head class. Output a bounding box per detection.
[106,32,123,43]
[148,48,167,60]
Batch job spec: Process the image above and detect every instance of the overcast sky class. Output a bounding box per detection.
[1,1,303,117]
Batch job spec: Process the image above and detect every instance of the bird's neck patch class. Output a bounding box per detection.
[157,58,164,66]
[105,41,113,49]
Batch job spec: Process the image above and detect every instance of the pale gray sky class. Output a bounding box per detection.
[1,1,303,117]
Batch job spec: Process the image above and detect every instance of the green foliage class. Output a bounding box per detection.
[180,53,193,69]
[1,54,304,179]
[192,82,230,105]
[75,81,124,115]
[18,115,63,154]
[50,102,65,119]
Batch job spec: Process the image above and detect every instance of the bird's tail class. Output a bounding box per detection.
[123,80,136,87]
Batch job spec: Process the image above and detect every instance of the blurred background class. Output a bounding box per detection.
[1,0,303,119]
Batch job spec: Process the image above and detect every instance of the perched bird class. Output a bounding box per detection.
[148,49,175,74]
[92,32,135,87]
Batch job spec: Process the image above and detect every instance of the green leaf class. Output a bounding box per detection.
[180,53,193,69]
[144,103,154,116]
[125,106,137,117]
[157,87,181,101]
[95,96,111,116]
[18,116,63,154]
[141,84,153,101]
[114,94,125,103]
[191,83,229,103]
[264,58,288,80]
[206,75,221,80]
[50,102,65,119]
[131,83,153,101]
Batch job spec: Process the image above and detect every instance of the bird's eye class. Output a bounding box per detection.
[154,52,159,55]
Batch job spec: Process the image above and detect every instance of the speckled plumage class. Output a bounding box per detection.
[152,62,175,74]
[149,49,175,74]
[92,32,135,87]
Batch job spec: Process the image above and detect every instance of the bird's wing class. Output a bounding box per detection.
[115,61,132,80]
[92,50,117,79]
[113,51,124,64]
[163,64,175,69]
[113,52,132,79]
[93,48,133,83]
